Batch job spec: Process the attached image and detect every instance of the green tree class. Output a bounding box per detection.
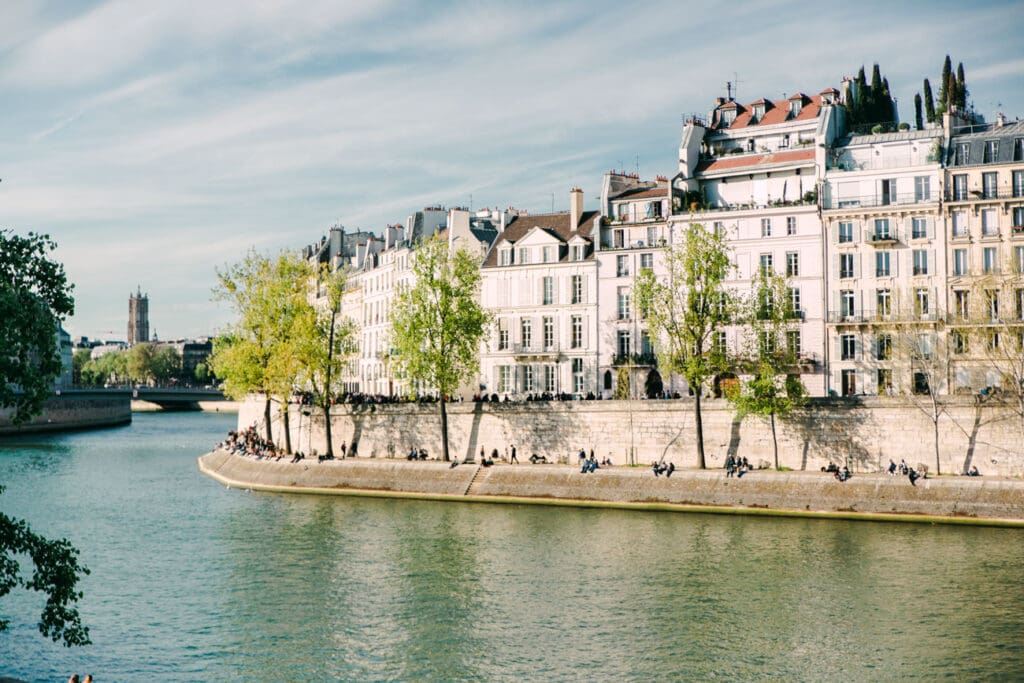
[72,348,91,386]
[193,362,211,385]
[914,93,924,130]
[151,346,181,384]
[126,343,156,385]
[389,235,490,461]
[291,265,358,458]
[937,54,952,116]
[0,231,75,424]
[730,272,807,469]
[955,61,967,110]
[923,78,936,123]
[635,224,733,469]
[1,486,90,647]
[211,251,310,447]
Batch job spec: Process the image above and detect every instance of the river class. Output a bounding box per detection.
[1,412,1021,681]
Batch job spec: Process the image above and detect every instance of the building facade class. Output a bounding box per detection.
[128,287,149,345]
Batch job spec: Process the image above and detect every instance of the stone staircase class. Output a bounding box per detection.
[464,465,486,496]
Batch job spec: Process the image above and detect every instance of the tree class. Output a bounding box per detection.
[1,486,91,647]
[125,343,156,385]
[211,251,309,448]
[635,223,733,469]
[151,346,181,384]
[291,265,358,459]
[193,362,211,385]
[923,78,936,123]
[0,231,75,424]
[955,62,967,110]
[914,93,924,131]
[72,349,91,386]
[937,55,952,116]
[389,235,490,461]
[729,272,807,469]
[897,326,949,475]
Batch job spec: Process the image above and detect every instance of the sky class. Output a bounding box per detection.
[2,0,1022,341]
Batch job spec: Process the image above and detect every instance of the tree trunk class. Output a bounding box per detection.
[281,401,292,454]
[933,415,941,475]
[770,411,779,470]
[323,403,334,459]
[263,397,272,444]
[694,390,706,469]
[440,398,450,462]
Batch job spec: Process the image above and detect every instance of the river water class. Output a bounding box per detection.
[1,412,1022,681]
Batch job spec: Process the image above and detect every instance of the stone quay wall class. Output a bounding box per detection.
[237,396,1024,478]
[198,450,1024,524]
[0,393,131,435]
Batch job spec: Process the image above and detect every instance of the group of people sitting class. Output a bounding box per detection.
[407,447,430,460]
[724,454,751,478]
[218,426,280,460]
[886,459,930,485]
[651,461,676,477]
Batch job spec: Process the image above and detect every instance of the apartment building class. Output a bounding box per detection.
[944,115,1024,392]
[670,89,842,395]
[822,127,945,396]
[478,189,600,397]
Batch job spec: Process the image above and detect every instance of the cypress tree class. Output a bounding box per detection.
[956,61,967,109]
[853,66,868,125]
[869,63,883,121]
[947,73,957,112]
[937,55,952,115]
[882,77,893,123]
[914,93,923,130]
[923,78,936,122]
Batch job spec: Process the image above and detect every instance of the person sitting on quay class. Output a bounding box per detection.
[601,456,613,467]
[578,448,587,465]
[587,455,599,472]
[835,465,851,482]
[666,462,675,478]
[529,453,547,464]
[887,459,897,476]
[967,465,981,476]
[908,467,924,486]
[899,459,909,475]
[725,454,736,477]
[736,460,750,478]
[652,461,667,477]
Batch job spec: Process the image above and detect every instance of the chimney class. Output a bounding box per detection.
[569,187,583,230]
[997,112,1006,127]
[499,210,507,232]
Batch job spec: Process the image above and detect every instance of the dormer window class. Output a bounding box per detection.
[956,142,970,165]
[752,103,765,121]
[789,99,802,117]
[721,109,736,126]
[517,247,530,265]
[499,248,513,266]
[984,140,999,163]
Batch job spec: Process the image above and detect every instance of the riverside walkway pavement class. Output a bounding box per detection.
[198,450,1024,528]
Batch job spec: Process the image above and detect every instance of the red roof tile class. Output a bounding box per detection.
[696,148,814,174]
[613,187,668,201]
[712,93,828,130]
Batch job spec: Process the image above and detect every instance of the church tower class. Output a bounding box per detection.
[128,286,150,345]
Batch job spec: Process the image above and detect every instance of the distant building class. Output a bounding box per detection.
[55,326,73,389]
[128,286,150,345]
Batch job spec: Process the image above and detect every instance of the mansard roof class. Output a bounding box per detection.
[611,187,669,201]
[482,210,599,267]
[696,148,815,174]
[711,92,827,130]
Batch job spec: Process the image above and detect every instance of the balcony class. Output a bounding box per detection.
[827,311,941,324]
[946,188,1024,202]
[865,228,899,246]
[823,192,934,210]
[512,343,560,356]
[612,352,658,367]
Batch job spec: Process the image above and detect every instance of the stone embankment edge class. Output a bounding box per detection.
[197,453,1024,529]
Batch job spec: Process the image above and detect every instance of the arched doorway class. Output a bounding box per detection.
[645,369,663,398]
[603,369,613,391]
[714,372,739,398]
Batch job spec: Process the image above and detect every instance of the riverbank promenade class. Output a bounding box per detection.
[199,450,1024,527]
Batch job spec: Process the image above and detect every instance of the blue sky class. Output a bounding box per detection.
[2,0,1022,341]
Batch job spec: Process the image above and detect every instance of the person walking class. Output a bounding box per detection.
[510,444,518,463]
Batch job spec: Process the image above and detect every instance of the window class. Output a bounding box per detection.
[988,331,1001,351]
[876,333,892,361]
[880,178,896,205]
[955,290,970,319]
[953,174,968,200]
[787,330,801,356]
[840,253,855,279]
[878,369,893,395]
[1016,246,1024,274]
[1015,207,1024,228]
[986,290,1000,321]
[498,366,514,393]
[646,201,662,219]
[761,218,772,237]
[617,287,631,320]
[982,209,998,236]
[873,219,891,241]
[617,329,631,357]
[953,330,968,354]
[916,333,933,361]
[841,334,856,360]
[518,247,530,264]
[912,249,928,275]
[951,214,970,243]
[571,274,583,304]
[839,221,853,243]
[1014,170,1024,198]
[760,330,776,355]
[498,322,509,350]
[876,251,891,277]
[953,249,968,276]
[715,331,727,355]
[647,226,658,246]
[915,288,930,316]
[912,217,928,239]
[542,246,555,263]
[571,315,582,349]
[721,108,736,126]
[787,216,797,235]
[876,289,891,318]
[840,289,855,318]
[640,253,653,271]
[712,221,724,237]
[522,365,534,393]
[914,176,931,202]
[760,253,774,275]
[955,143,970,165]
[521,318,532,349]
[752,103,765,121]
[613,229,625,248]
[1016,138,1024,162]
[641,331,654,356]
[543,316,555,350]
[542,276,554,305]
[983,247,998,274]
[984,140,999,163]
[983,172,998,199]
[842,369,857,396]
[1016,288,1024,320]
[788,287,801,316]
[499,248,513,266]
[786,252,799,277]
[572,358,584,394]
[781,133,790,148]
[617,254,630,277]
[789,99,802,117]
[544,365,557,393]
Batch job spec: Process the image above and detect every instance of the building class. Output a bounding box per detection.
[822,126,945,396]
[943,114,1024,393]
[128,286,149,345]
[479,189,600,397]
[671,88,843,395]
